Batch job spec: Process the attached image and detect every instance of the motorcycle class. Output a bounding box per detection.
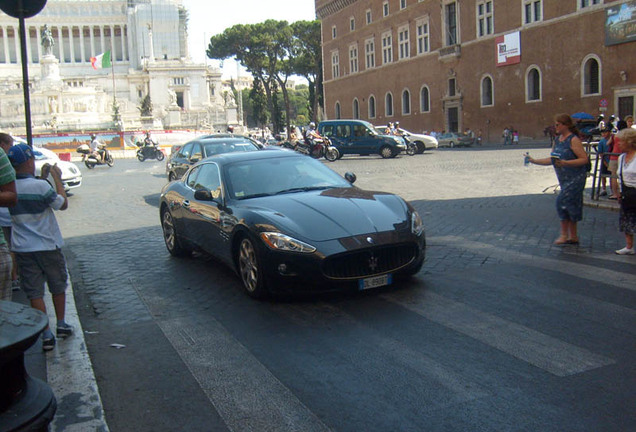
[76,143,114,169]
[296,136,339,161]
[136,140,165,162]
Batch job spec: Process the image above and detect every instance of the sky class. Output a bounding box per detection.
[181,0,317,78]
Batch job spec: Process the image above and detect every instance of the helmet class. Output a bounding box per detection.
[309,122,316,128]
[90,134,96,139]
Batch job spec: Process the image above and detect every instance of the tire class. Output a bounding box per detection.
[161,208,191,257]
[237,236,268,298]
[85,159,96,169]
[380,145,394,159]
[406,143,416,156]
[449,141,455,148]
[415,142,425,154]
[106,154,114,167]
[168,172,176,182]
[325,147,339,162]
[156,150,165,161]
[137,152,146,162]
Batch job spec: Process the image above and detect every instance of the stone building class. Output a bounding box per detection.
[0,0,230,133]
[316,0,636,140]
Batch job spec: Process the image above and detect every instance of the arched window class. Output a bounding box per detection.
[402,89,411,115]
[583,56,600,95]
[420,86,430,112]
[368,95,376,118]
[385,92,393,116]
[335,102,341,119]
[481,76,493,106]
[353,98,360,119]
[526,67,541,102]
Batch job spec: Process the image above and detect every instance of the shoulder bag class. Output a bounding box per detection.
[619,159,636,212]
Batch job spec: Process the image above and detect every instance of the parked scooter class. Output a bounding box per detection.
[76,143,114,169]
[136,139,164,162]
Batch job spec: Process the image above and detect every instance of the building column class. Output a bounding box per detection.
[3,26,10,64]
[79,26,85,62]
[89,25,95,58]
[100,26,105,53]
[120,25,126,61]
[68,26,75,63]
[13,26,20,64]
[109,25,115,60]
[57,27,65,63]
[35,26,42,61]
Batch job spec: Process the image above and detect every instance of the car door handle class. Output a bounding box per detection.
[182,200,190,208]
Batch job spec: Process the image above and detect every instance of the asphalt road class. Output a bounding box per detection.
[57,147,635,432]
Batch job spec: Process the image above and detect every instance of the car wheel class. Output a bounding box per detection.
[237,236,268,298]
[161,208,191,257]
[380,145,394,159]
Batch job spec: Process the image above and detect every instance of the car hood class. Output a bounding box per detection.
[238,187,410,242]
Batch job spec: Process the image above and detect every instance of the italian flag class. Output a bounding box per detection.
[90,51,112,70]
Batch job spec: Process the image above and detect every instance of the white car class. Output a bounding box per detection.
[373,126,438,153]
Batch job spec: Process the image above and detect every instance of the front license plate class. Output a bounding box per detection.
[359,274,392,290]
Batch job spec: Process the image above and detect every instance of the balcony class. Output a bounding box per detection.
[439,44,461,62]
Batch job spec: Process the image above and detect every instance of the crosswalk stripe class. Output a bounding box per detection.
[384,290,615,377]
[157,317,332,432]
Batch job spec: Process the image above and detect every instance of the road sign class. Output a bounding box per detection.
[599,98,609,108]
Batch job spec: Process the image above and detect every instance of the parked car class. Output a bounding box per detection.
[373,126,438,153]
[165,136,261,181]
[159,150,426,298]
[436,132,474,148]
[318,119,406,158]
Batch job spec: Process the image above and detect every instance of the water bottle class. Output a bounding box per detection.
[524,152,530,166]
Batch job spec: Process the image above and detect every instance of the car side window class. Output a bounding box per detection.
[193,163,221,198]
[179,143,193,159]
[353,125,366,137]
[186,166,200,189]
[322,125,334,137]
[336,125,351,138]
[191,143,203,160]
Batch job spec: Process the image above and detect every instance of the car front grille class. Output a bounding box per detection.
[323,244,417,279]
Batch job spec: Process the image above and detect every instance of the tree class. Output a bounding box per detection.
[290,20,323,122]
[138,95,153,117]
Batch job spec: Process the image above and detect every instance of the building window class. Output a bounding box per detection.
[526,67,541,102]
[335,102,341,119]
[365,38,375,68]
[383,1,390,17]
[349,44,358,74]
[582,56,601,95]
[366,9,372,24]
[579,0,602,9]
[524,0,542,24]
[420,86,430,112]
[402,89,411,115]
[400,0,407,9]
[477,1,493,37]
[481,76,493,106]
[444,2,458,45]
[416,18,430,54]
[382,31,393,64]
[369,95,376,118]
[173,77,185,85]
[331,51,340,78]
[448,78,456,97]
[350,17,355,31]
[332,25,337,39]
[398,26,410,60]
[353,98,360,119]
[385,92,394,116]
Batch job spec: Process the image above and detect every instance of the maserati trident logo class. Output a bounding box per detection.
[366,237,374,244]
[368,255,378,272]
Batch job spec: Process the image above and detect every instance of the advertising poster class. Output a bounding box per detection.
[605,0,636,46]
[496,32,521,66]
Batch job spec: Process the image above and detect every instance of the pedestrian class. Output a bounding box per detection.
[7,143,73,351]
[596,126,613,196]
[607,127,623,200]
[0,133,17,301]
[512,129,519,145]
[526,114,589,245]
[476,129,483,146]
[502,127,510,145]
[615,127,636,255]
[626,115,635,129]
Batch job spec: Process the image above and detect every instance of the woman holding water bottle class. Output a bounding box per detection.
[527,114,589,245]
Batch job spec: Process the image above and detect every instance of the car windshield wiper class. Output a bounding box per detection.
[274,186,335,195]
[237,192,273,200]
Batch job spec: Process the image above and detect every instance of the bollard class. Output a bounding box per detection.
[0,301,56,432]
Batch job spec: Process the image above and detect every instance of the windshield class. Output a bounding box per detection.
[203,140,258,157]
[225,156,351,200]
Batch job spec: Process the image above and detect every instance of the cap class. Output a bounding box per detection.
[7,143,42,167]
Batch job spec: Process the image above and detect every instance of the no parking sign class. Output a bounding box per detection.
[599,98,609,108]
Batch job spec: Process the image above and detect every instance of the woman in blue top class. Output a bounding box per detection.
[527,114,589,245]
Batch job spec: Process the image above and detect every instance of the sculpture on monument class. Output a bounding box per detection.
[41,25,54,57]
[168,88,178,106]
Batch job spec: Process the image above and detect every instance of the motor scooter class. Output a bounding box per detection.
[136,140,165,162]
[76,143,114,169]
[296,136,339,161]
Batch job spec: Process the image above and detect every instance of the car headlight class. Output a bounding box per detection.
[260,232,316,253]
[411,211,424,236]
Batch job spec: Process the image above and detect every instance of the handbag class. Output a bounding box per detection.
[619,167,636,212]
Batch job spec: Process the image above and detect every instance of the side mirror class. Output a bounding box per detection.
[190,156,200,163]
[194,188,213,201]
[344,172,357,184]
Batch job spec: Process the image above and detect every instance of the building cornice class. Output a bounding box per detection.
[316,0,359,19]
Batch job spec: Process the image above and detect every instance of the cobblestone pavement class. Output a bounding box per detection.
[51,147,635,432]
